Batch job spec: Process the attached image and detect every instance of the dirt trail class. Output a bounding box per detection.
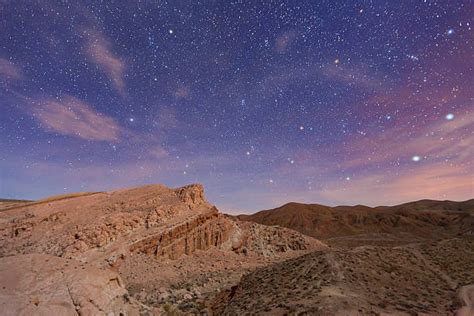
[407,246,458,290]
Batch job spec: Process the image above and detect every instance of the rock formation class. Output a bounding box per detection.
[0,254,140,315]
[0,183,323,314]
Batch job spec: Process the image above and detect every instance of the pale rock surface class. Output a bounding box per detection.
[0,254,139,316]
[0,183,323,315]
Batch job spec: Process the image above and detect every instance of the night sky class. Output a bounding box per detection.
[1,1,472,213]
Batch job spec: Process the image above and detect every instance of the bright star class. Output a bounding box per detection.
[447,28,454,35]
[129,118,134,122]
[299,126,304,131]
[412,155,421,162]
[169,29,174,34]
[345,176,351,181]
[445,113,454,120]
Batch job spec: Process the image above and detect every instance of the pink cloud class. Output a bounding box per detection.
[0,58,23,81]
[85,31,126,94]
[319,164,473,206]
[174,86,191,99]
[240,107,474,208]
[340,108,474,170]
[274,31,297,53]
[31,95,122,141]
[149,146,169,159]
[321,62,383,89]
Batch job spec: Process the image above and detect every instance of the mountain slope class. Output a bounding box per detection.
[0,198,32,211]
[239,199,474,242]
[212,236,474,315]
[0,183,325,314]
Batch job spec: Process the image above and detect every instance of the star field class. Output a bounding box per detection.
[0,1,473,213]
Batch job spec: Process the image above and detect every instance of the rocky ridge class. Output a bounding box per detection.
[0,183,324,314]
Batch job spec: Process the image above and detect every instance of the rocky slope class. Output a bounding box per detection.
[0,198,31,211]
[0,183,325,314]
[239,199,474,245]
[3,185,472,315]
[213,236,474,315]
[0,254,141,315]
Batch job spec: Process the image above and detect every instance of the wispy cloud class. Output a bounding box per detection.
[217,108,474,211]
[319,164,473,206]
[85,30,126,94]
[321,62,383,89]
[340,108,474,170]
[149,146,169,159]
[31,95,121,141]
[174,86,191,100]
[274,31,297,53]
[0,58,23,82]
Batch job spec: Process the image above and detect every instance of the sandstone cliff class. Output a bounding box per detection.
[0,183,324,314]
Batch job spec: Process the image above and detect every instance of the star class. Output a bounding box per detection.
[0,0,471,213]
[445,113,454,120]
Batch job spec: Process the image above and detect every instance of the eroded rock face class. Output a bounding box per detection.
[0,183,326,315]
[175,183,207,208]
[0,184,227,261]
[0,254,139,316]
[130,209,234,259]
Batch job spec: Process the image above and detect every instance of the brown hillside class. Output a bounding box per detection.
[212,236,474,315]
[0,183,325,314]
[239,199,474,243]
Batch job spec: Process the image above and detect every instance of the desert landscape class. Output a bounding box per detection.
[1,1,473,315]
[0,183,473,315]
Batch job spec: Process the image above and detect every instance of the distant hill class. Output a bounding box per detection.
[0,199,32,211]
[238,199,474,241]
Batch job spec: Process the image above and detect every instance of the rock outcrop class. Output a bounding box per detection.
[0,183,326,315]
[130,208,233,259]
[0,184,227,261]
[0,254,139,316]
[175,184,207,208]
